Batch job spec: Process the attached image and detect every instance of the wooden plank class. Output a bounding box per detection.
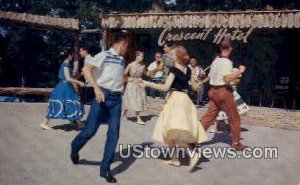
[0,87,53,96]
[81,29,100,34]
[101,10,300,29]
[105,10,300,16]
[0,10,79,31]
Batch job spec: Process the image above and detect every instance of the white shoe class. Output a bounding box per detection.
[137,120,145,125]
[162,159,180,167]
[40,122,53,130]
[189,151,200,172]
[209,127,217,133]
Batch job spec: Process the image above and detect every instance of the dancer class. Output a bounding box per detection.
[139,45,207,171]
[40,49,85,130]
[80,47,93,65]
[199,67,250,133]
[198,40,247,150]
[71,32,128,183]
[79,47,95,105]
[123,51,147,125]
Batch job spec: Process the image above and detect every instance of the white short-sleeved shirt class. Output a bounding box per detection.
[84,54,93,66]
[83,55,94,86]
[87,48,125,92]
[188,65,205,79]
[208,57,233,86]
[147,61,163,78]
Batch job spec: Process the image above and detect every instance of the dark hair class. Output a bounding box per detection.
[112,31,129,44]
[164,43,178,51]
[135,50,144,57]
[80,46,90,53]
[164,43,173,47]
[155,51,161,55]
[220,39,232,50]
[190,56,197,61]
[60,48,72,59]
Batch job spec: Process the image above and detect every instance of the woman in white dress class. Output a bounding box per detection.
[139,46,207,171]
[123,51,147,125]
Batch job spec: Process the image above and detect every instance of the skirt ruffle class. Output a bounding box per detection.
[46,82,83,121]
[123,82,147,111]
[152,91,207,144]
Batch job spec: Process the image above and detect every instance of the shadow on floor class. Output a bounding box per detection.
[52,122,79,132]
[202,132,233,146]
[78,142,154,176]
[127,115,157,122]
[144,145,211,173]
[217,121,249,133]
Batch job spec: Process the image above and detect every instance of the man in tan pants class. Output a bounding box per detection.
[200,40,247,150]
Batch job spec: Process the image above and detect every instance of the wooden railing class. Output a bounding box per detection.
[0,87,53,96]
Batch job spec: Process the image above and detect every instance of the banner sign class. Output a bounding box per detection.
[158,27,254,46]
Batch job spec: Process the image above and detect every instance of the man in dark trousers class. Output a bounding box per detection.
[200,39,247,150]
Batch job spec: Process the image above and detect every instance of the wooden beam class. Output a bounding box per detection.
[0,10,79,31]
[104,9,300,16]
[101,10,300,29]
[73,32,80,75]
[0,87,52,96]
[101,28,108,51]
[81,29,100,34]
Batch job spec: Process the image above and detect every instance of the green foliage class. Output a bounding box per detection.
[163,0,299,11]
[0,0,299,97]
[241,33,280,104]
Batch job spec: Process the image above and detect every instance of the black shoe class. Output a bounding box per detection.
[70,152,79,164]
[100,172,117,183]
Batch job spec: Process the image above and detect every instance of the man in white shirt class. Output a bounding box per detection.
[71,32,129,183]
[147,52,163,79]
[188,57,206,106]
[200,40,247,151]
[79,47,94,104]
[147,52,164,98]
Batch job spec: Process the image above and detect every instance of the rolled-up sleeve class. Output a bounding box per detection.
[87,52,106,68]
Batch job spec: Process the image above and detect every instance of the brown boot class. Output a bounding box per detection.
[231,142,248,151]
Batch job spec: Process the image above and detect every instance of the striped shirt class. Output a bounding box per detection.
[87,48,125,92]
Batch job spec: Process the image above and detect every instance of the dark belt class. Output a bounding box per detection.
[100,87,122,95]
[170,88,188,93]
[210,85,232,92]
[211,85,229,88]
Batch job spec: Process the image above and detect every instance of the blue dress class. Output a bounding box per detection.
[46,61,83,121]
